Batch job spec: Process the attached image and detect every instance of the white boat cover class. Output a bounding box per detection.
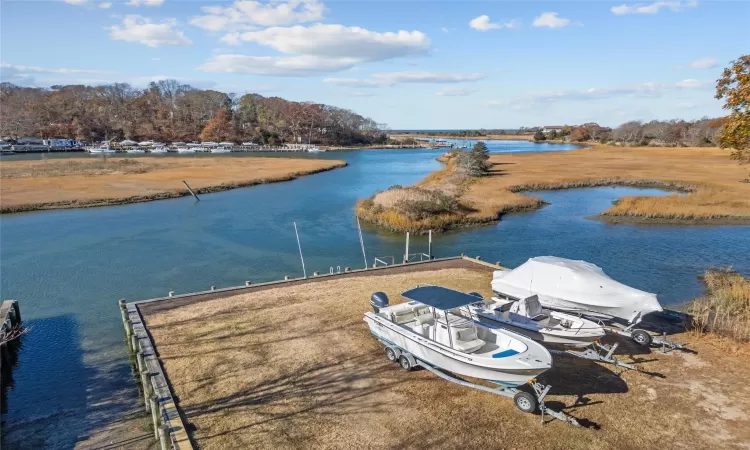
[492,256,662,323]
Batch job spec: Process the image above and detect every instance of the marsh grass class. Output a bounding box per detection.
[687,268,750,342]
[0,158,167,178]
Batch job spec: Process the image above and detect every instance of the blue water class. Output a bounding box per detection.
[1,143,749,447]
[423,137,581,153]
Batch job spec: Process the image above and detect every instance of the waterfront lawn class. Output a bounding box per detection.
[142,265,750,450]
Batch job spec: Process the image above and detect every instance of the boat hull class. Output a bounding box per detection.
[474,313,600,348]
[365,315,547,387]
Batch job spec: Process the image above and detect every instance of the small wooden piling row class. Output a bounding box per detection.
[120,299,193,450]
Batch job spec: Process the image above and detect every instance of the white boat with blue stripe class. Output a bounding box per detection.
[364,285,552,387]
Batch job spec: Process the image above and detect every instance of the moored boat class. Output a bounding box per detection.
[210,146,231,153]
[364,285,552,387]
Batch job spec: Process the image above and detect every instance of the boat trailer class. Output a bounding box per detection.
[378,340,580,426]
[604,322,684,351]
[552,341,638,371]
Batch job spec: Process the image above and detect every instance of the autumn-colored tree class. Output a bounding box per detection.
[199,108,234,142]
[569,127,590,142]
[715,55,750,162]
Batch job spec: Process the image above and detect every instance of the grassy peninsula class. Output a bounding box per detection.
[356,145,750,233]
[0,157,346,213]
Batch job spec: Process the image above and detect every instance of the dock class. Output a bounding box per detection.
[118,257,750,450]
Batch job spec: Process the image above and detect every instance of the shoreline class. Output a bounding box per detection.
[0,159,347,214]
[355,146,750,233]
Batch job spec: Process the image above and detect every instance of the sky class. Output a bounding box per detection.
[1,0,748,129]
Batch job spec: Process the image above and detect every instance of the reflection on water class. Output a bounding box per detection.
[1,145,749,446]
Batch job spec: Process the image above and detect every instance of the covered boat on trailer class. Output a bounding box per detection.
[491,256,663,324]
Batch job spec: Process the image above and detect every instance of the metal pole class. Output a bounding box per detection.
[404,232,410,263]
[428,230,432,258]
[356,217,368,269]
[293,222,307,278]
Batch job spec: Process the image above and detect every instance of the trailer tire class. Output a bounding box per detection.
[631,329,652,346]
[398,355,413,371]
[385,347,398,362]
[514,392,537,413]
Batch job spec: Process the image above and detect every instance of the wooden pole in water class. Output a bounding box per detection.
[182,180,200,201]
[404,232,410,263]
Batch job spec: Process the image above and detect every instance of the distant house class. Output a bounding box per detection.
[542,126,564,134]
[17,137,45,145]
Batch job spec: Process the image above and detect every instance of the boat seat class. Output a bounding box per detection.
[413,312,434,325]
[453,337,485,353]
[392,309,416,324]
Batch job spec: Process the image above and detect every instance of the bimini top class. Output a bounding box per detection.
[402,285,480,310]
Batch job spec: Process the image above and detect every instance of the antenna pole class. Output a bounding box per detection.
[356,217,368,269]
[428,230,432,259]
[404,232,410,263]
[293,222,307,278]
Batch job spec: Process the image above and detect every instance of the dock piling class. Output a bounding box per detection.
[159,424,170,450]
[182,180,200,201]
[245,280,252,286]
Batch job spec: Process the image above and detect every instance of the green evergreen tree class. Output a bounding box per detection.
[533,129,546,141]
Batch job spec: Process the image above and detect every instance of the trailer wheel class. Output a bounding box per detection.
[631,329,652,346]
[385,347,398,362]
[513,392,537,413]
[398,355,413,371]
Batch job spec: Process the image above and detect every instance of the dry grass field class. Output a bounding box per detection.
[142,264,750,450]
[0,156,346,213]
[688,268,750,342]
[358,146,750,232]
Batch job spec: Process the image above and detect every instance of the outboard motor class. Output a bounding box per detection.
[371,292,389,313]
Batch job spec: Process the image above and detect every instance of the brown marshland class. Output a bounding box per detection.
[0,156,346,213]
[356,145,750,233]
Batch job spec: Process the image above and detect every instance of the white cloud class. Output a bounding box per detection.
[488,79,710,107]
[469,15,519,31]
[677,57,719,69]
[109,15,192,47]
[325,71,486,88]
[190,0,324,32]
[674,78,708,89]
[199,54,359,76]
[63,0,88,4]
[125,0,164,6]
[532,12,572,28]
[436,87,477,96]
[99,2,112,8]
[677,102,696,109]
[201,24,431,76]
[0,63,115,86]
[231,24,430,61]
[349,91,375,97]
[219,32,243,46]
[63,0,113,7]
[440,27,452,33]
[611,1,698,15]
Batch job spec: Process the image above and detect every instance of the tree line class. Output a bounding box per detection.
[533,117,728,147]
[0,80,388,146]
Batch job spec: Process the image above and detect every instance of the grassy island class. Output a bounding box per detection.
[356,145,750,233]
[0,156,346,213]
